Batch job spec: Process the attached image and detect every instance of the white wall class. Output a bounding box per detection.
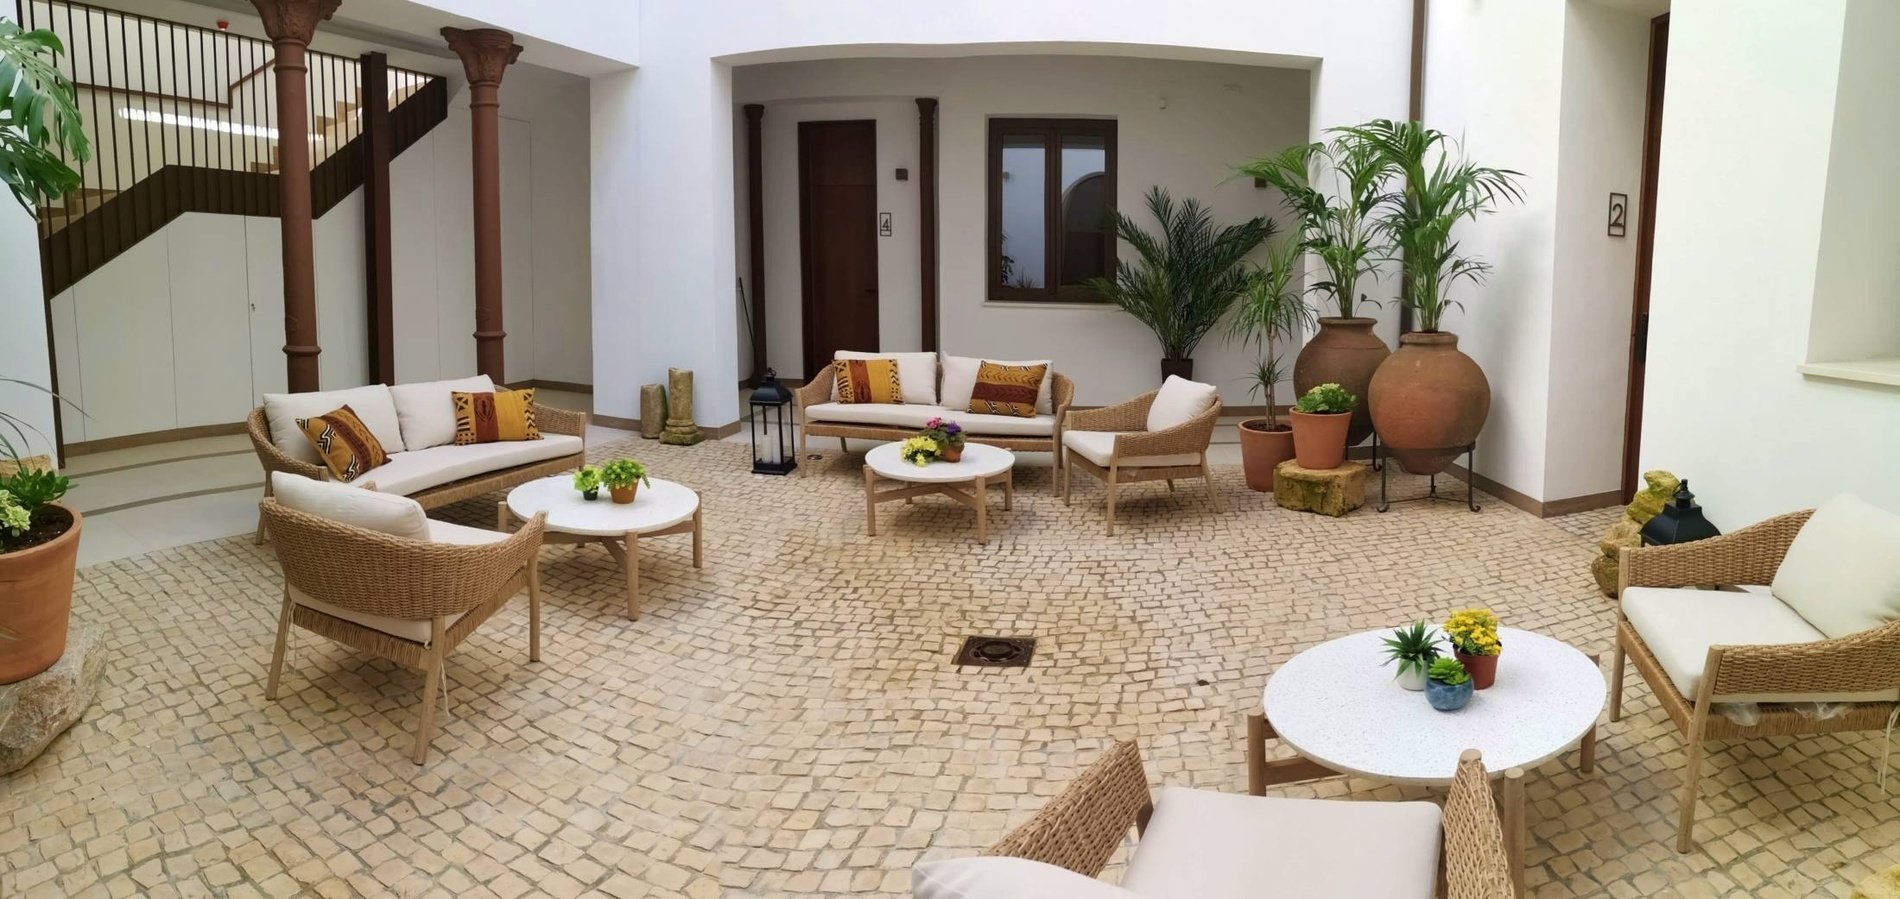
[0,204,57,460]
[1640,0,1900,528]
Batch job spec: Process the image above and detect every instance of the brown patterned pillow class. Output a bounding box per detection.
[967,361,1047,418]
[296,405,389,482]
[452,388,541,444]
[834,358,905,405]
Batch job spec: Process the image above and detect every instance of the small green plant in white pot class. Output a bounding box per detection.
[1381,621,1442,692]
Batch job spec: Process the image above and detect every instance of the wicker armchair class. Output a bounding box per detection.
[984,741,1512,898]
[259,499,548,764]
[1614,508,1900,851]
[1062,390,1223,535]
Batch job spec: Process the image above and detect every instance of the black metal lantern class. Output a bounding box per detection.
[1641,480,1722,545]
[749,369,797,475]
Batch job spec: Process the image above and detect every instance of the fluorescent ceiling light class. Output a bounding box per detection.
[117,107,278,140]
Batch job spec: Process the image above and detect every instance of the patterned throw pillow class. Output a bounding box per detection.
[834,358,905,405]
[452,388,542,445]
[296,405,389,482]
[967,361,1048,418]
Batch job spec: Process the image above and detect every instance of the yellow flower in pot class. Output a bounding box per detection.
[1444,607,1502,689]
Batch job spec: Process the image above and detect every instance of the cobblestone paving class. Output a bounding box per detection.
[3,438,1896,898]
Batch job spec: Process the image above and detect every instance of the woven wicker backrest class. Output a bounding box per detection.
[1443,750,1513,899]
[984,741,1153,878]
[260,500,543,620]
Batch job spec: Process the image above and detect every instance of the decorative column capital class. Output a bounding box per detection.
[247,0,340,45]
[441,27,523,86]
[916,97,937,123]
[743,103,764,123]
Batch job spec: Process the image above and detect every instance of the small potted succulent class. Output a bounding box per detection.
[572,465,602,501]
[898,434,941,468]
[1381,621,1442,691]
[1444,608,1502,690]
[1289,382,1356,470]
[1425,657,1473,711]
[922,417,966,462]
[599,459,650,504]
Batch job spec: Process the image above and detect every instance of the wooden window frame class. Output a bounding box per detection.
[986,117,1118,303]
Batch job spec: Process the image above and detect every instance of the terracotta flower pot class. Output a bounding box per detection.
[1237,420,1295,491]
[1367,331,1491,476]
[610,484,639,504]
[0,505,81,685]
[1160,358,1194,382]
[1455,650,1499,690]
[1293,317,1389,447]
[1289,410,1350,470]
[943,445,964,463]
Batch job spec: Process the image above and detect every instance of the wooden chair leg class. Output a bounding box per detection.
[412,631,444,765]
[527,563,543,663]
[1165,478,1175,492]
[265,591,293,700]
[1105,464,1119,536]
[1500,767,1527,897]
[1201,458,1223,513]
[1675,726,1706,852]
[1062,450,1073,505]
[254,508,270,545]
[1609,638,1627,722]
[838,437,848,453]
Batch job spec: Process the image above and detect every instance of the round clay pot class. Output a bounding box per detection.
[1455,650,1500,690]
[1237,420,1295,491]
[1293,317,1389,447]
[0,505,81,685]
[1289,410,1350,470]
[1160,358,1194,382]
[610,484,639,504]
[1367,331,1491,476]
[943,445,964,463]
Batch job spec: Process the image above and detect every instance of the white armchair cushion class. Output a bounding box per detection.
[288,586,469,644]
[912,857,1138,899]
[263,385,404,463]
[834,350,939,405]
[1771,494,1900,639]
[1145,376,1218,432]
[1622,586,1900,702]
[1062,431,1200,469]
[270,472,430,541]
[389,374,495,450]
[1119,787,1439,899]
[941,354,1053,413]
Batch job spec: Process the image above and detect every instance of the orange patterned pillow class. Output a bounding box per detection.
[967,361,1047,418]
[452,388,541,444]
[834,358,905,405]
[296,405,389,482]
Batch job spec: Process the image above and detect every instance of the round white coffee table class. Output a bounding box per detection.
[862,442,1015,544]
[499,475,702,620]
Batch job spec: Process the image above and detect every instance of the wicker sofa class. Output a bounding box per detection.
[793,353,1075,470]
[248,375,586,540]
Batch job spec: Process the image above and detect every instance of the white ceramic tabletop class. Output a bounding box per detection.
[507,475,698,537]
[1262,627,1605,784]
[864,442,1014,483]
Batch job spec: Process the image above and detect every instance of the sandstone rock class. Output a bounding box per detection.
[1590,469,1681,597]
[1625,470,1681,523]
[1592,554,1622,598]
[1599,518,1642,557]
[0,621,105,775]
[1273,460,1367,517]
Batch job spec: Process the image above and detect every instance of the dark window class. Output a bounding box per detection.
[987,118,1117,302]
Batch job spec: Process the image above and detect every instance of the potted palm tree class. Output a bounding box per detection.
[1345,120,1523,475]
[1086,186,1274,382]
[1241,133,1392,446]
[1,17,90,685]
[1227,239,1312,491]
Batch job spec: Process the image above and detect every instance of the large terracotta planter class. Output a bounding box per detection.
[0,505,81,685]
[1368,331,1490,476]
[1160,358,1194,382]
[1237,420,1295,491]
[1293,317,1389,447]
[1289,410,1350,470]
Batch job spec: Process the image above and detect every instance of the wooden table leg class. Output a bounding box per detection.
[864,467,878,537]
[973,474,989,544]
[692,506,703,569]
[1003,469,1014,511]
[623,531,641,620]
[1246,713,1267,796]
[1581,652,1600,773]
[1499,767,1527,898]
[495,501,509,532]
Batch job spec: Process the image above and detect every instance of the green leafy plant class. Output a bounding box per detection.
[1239,132,1392,319]
[0,18,91,213]
[0,459,68,551]
[599,459,649,489]
[572,465,602,495]
[1084,186,1274,362]
[1427,656,1470,687]
[1381,621,1443,680]
[1340,119,1524,333]
[1292,382,1356,415]
[1226,238,1313,430]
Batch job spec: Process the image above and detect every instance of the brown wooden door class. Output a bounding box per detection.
[798,120,880,380]
[1622,14,1667,501]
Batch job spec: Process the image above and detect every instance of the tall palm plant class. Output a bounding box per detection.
[1239,132,1392,320]
[1086,186,1274,368]
[1341,119,1524,332]
[1227,238,1312,430]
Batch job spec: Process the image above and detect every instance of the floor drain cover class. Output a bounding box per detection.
[955,636,1035,668]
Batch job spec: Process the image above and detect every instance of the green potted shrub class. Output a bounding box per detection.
[1289,383,1355,470]
[572,465,602,501]
[1425,657,1473,711]
[600,459,650,504]
[1226,239,1312,491]
[1381,621,1442,692]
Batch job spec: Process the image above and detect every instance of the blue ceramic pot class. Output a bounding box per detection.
[1425,678,1473,711]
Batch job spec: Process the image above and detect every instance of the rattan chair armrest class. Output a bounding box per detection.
[248,407,326,485]
[1113,401,1221,460]
[1049,372,1076,418]
[1066,391,1158,433]
[1618,509,1814,593]
[1706,619,1900,699]
[532,403,588,440]
[984,741,1153,878]
[1443,750,1514,899]
[794,364,836,409]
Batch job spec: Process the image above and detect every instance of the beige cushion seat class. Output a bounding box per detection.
[1060,430,1199,468]
[1117,787,1441,899]
[358,434,583,496]
[802,402,1056,437]
[1621,586,1900,703]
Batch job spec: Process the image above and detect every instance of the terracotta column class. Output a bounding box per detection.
[442,27,522,382]
[251,0,340,392]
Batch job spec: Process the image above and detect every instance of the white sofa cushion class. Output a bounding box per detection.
[356,433,583,496]
[389,374,495,451]
[1622,585,1900,702]
[1062,431,1200,468]
[270,472,430,541]
[263,385,404,464]
[941,355,1054,414]
[1120,786,1439,899]
[804,403,1055,437]
[1771,494,1900,640]
[912,857,1137,899]
[1146,376,1218,432]
[833,350,938,406]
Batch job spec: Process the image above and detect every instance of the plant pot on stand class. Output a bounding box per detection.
[1289,410,1350,470]
[1294,317,1388,447]
[0,505,81,684]
[1237,420,1295,491]
[1367,332,1491,477]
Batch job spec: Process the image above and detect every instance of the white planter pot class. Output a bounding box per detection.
[1395,666,1427,691]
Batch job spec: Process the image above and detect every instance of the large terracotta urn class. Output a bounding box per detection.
[0,505,81,684]
[1367,331,1490,475]
[1293,317,1389,447]
[1236,420,1295,491]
